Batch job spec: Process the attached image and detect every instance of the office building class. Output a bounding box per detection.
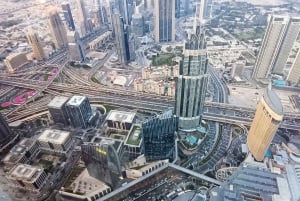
[61,3,75,31]
[154,0,175,43]
[47,96,69,125]
[115,0,131,25]
[38,129,72,154]
[253,16,300,79]
[287,49,300,84]
[47,8,68,49]
[0,113,13,150]
[112,12,129,65]
[67,31,85,61]
[77,0,91,36]
[175,26,209,130]
[106,110,136,130]
[2,139,39,171]
[143,115,178,162]
[131,8,144,37]
[4,53,28,73]
[65,95,92,129]
[127,33,136,61]
[26,30,45,61]
[247,86,283,161]
[7,164,48,191]
[198,0,212,23]
[184,0,189,16]
[81,141,122,188]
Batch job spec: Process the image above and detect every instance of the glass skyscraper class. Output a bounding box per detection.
[142,114,178,162]
[175,26,209,131]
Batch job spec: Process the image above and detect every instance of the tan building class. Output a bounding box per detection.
[48,8,68,49]
[4,53,28,73]
[168,81,176,97]
[247,86,283,161]
[27,31,45,61]
[134,78,144,92]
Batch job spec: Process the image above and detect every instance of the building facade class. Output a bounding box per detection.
[175,26,209,130]
[61,3,75,31]
[27,31,45,61]
[154,0,175,43]
[65,96,92,129]
[48,8,68,49]
[253,16,300,79]
[142,115,178,162]
[247,86,283,161]
[77,0,91,36]
[4,53,28,73]
[67,31,85,61]
[48,96,69,125]
[287,49,300,84]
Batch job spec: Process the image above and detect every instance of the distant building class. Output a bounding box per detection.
[131,6,144,37]
[81,141,122,188]
[7,164,48,191]
[114,0,131,25]
[47,8,68,49]
[175,0,180,18]
[61,3,75,31]
[253,16,300,80]
[127,34,136,61]
[197,0,212,24]
[247,86,283,161]
[0,113,12,148]
[230,61,244,78]
[175,26,209,130]
[142,114,178,162]
[2,138,39,171]
[287,49,300,84]
[48,96,69,125]
[65,96,92,129]
[4,53,28,73]
[154,0,175,43]
[38,129,72,154]
[26,31,45,61]
[106,110,136,130]
[77,0,91,36]
[67,31,85,61]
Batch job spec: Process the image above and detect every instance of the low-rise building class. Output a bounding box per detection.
[106,110,136,130]
[4,52,29,73]
[124,124,143,160]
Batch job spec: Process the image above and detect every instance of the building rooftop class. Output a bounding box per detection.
[8,164,44,182]
[264,85,283,115]
[47,96,69,109]
[125,124,142,146]
[38,129,70,145]
[106,110,136,123]
[66,95,86,107]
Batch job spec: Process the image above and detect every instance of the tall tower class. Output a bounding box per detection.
[26,30,45,61]
[198,0,212,24]
[112,12,129,65]
[253,16,300,80]
[287,49,300,84]
[47,8,68,49]
[175,26,209,130]
[0,113,12,149]
[175,0,180,18]
[115,0,130,25]
[154,0,175,43]
[61,3,75,31]
[77,0,91,36]
[247,86,283,161]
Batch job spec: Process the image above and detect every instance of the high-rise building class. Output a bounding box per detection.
[154,0,175,43]
[81,141,122,188]
[65,96,93,129]
[61,3,75,31]
[67,31,85,61]
[247,86,283,161]
[142,114,178,162]
[47,8,68,49]
[253,16,300,79]
[175,0,180,18]
[287,49,300,84]
[175,26,209,130]
[112,12,129,65]
[77,0,91,36]
[184,0,189,16]
[47,96,69,125]
[0,113,12,148]
[26,30,45,61]
[115,0,131,25]
[198,0,212,23]
[131,5,144,37]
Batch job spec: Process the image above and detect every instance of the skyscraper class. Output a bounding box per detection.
[65,96,92,129]
[198,0,212,23]
[247,85,283,161]
[47,8,68,49]
[287,49,300,84]
[154,0,175,43]
[47,96,69,125]
[115,0,131,25]
[112,12,129,65]
[77,0,91,36]
[142,114,178,162]
[253,16,300,79]
[67,31,85,61]
[175,26,209,130]
[61,3,75,31]
[175,0,180,18]
[26,30,45,61]
[0,113,12,148]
